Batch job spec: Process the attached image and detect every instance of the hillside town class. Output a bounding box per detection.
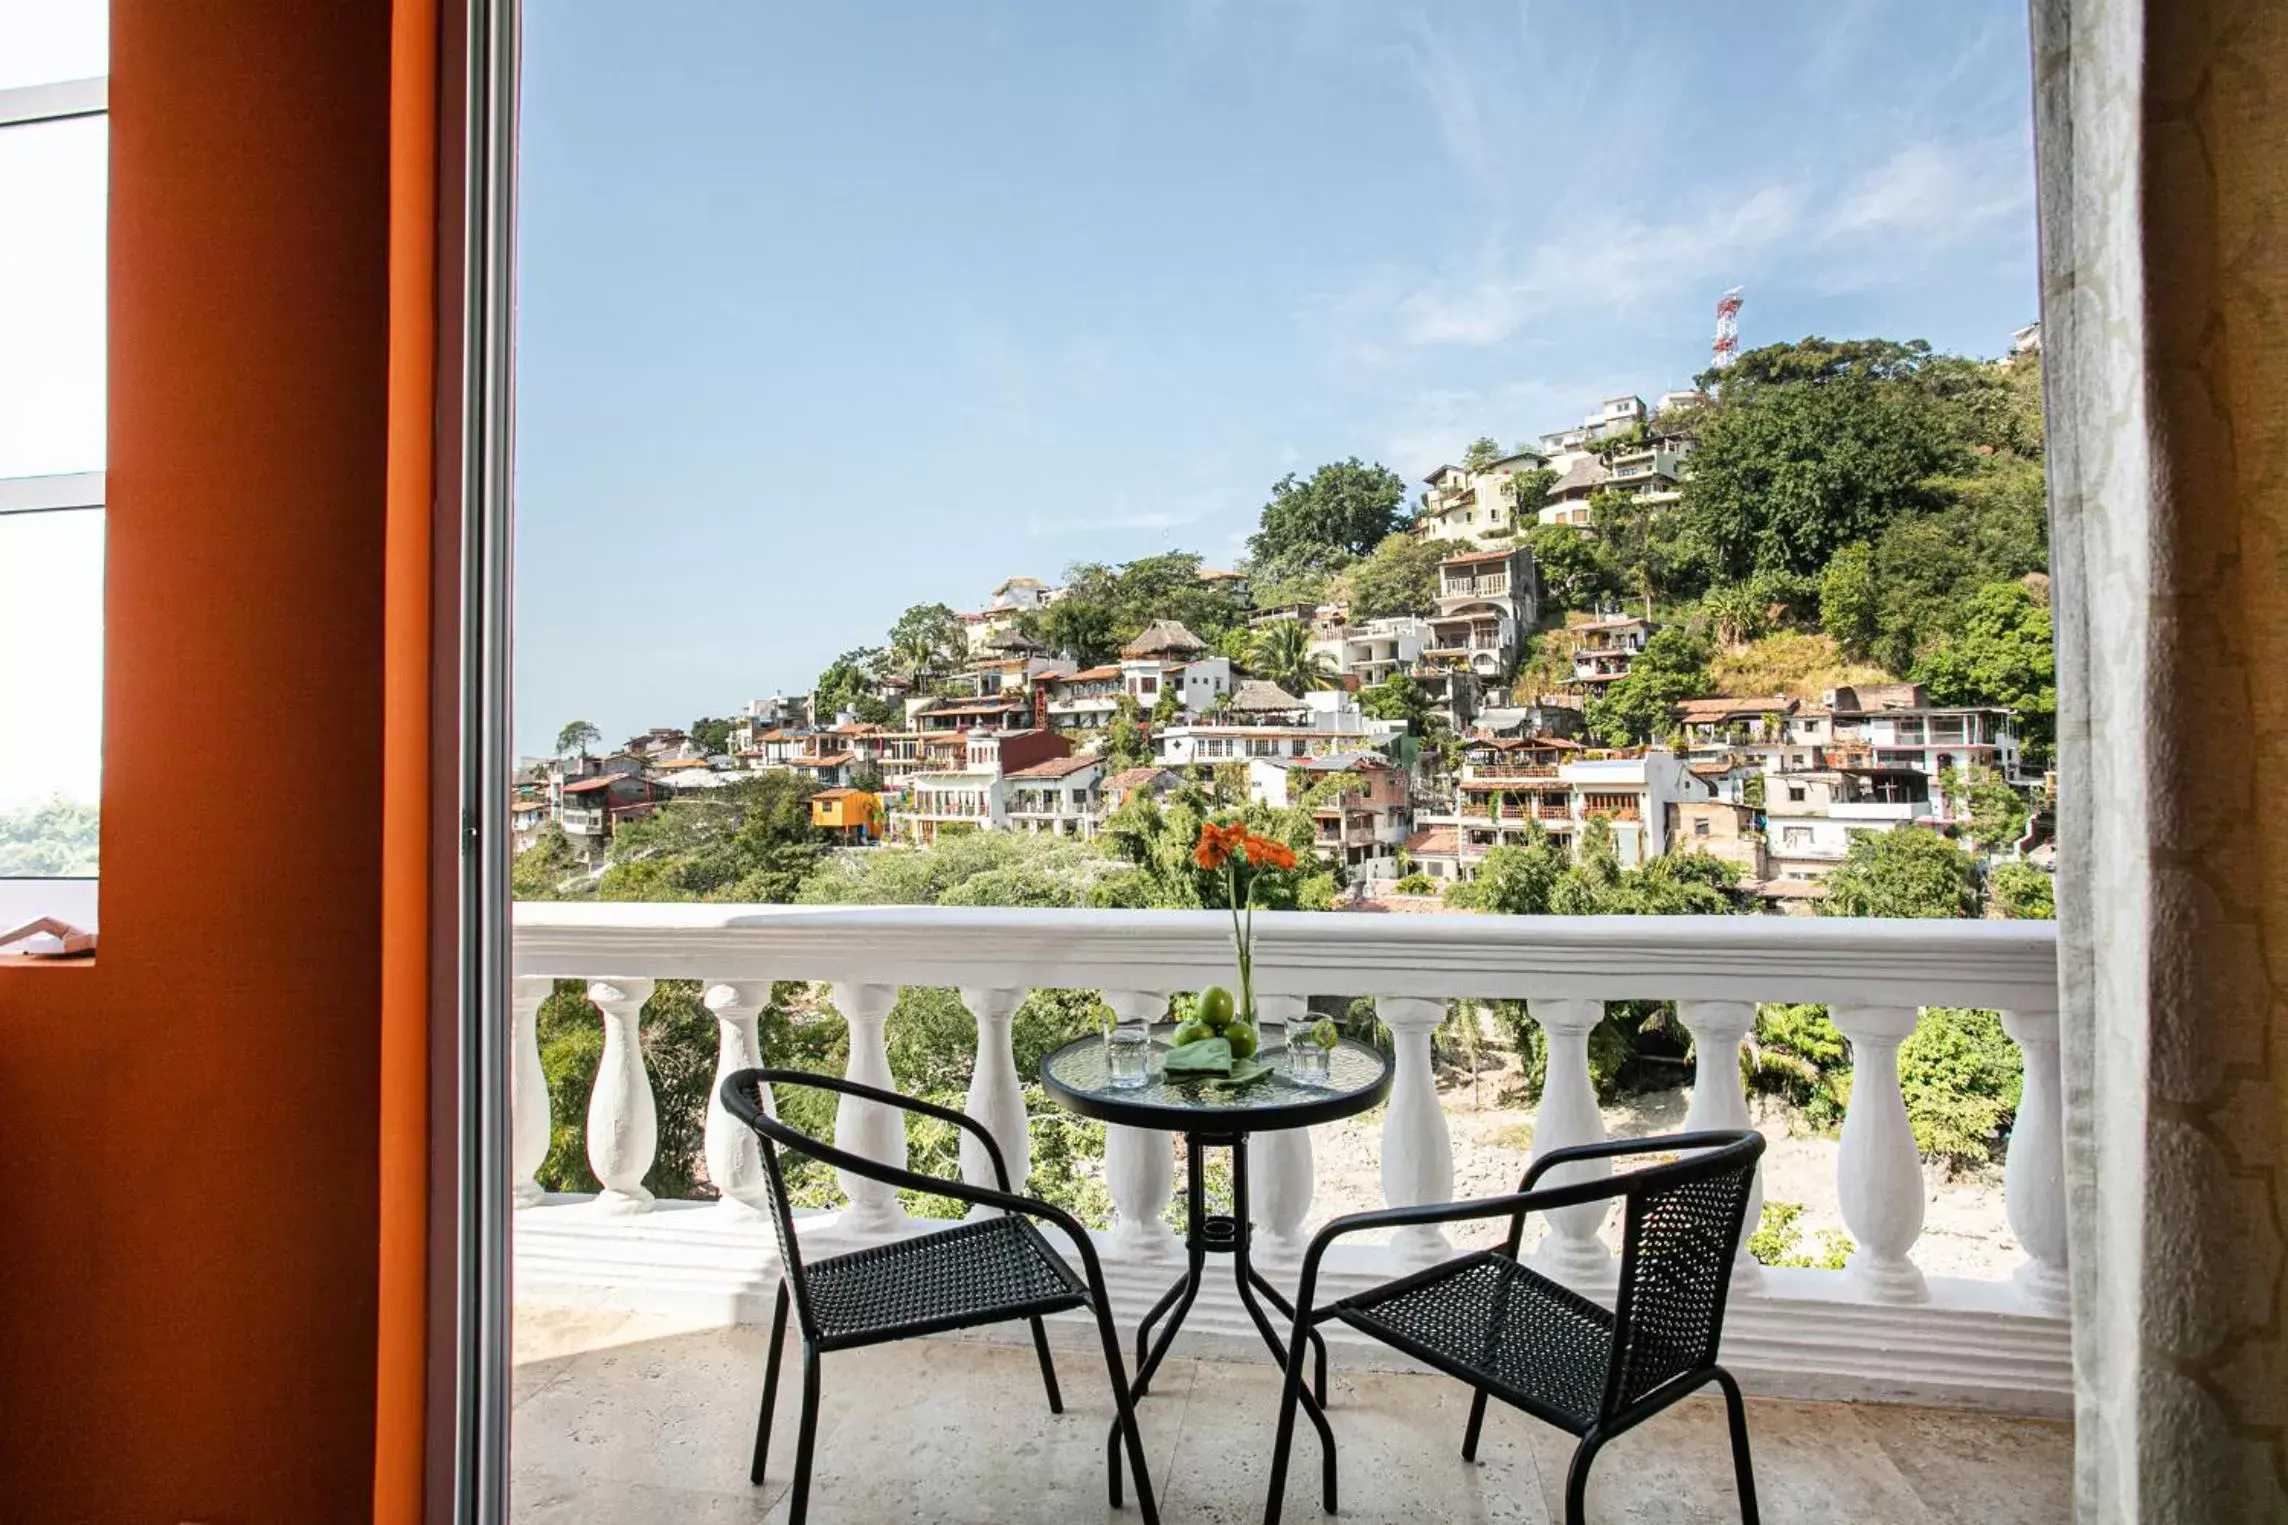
[515,348,2056,918]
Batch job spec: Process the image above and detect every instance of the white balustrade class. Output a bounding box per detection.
[1376,996,1455,1268]
[511,904,2073,1407]
[959,986,1030,1213]
[1830,1003,1929,1302]
[830,982,907,1239]
[1527,998,1613,1285]
[1677,999,1764,1289]
[1101,989,1177,1259]
[585,978,658,1215]
[2000,1005,2070,1315]
[511,976,552,1209]
[1249,993,1314,1259]
[704,981,773,1216]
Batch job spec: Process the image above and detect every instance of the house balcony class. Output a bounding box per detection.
[511,908,2071,1458]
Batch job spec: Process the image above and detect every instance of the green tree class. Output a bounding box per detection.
[1959,767,2030,852]
[512,824,588,901]
[554,719,602,758]
[1359,672,1435,733]
[1337,532,1446,620]
[1915,580,2056,760]
[1462,436,1503,472]
[813,647,896,725]
[595,772,826,903]
[1682,338,1972,580]
[1103,697,1150,769]
[1818,542,1880,659]
[887,602,966,681]
[1507,466,1558,523]
[0,796,100,876]
[1586,627,1710,746]
[1444,829,1566,914]
[1817,826,1979,919]
[1245,547,1341,612]
[1247,618,1337,693]
[1865,466,2049,673]
[1701,582,1766,648]
[1247,458,1408,569]
[688,716,734,755]
[1023,575,1120,665]
[1991,862,2056,919]
[1524,523,1615,610]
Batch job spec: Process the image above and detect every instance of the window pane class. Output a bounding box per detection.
[0,506,103,876]
[0,0,107,92]
[0,114,106,477]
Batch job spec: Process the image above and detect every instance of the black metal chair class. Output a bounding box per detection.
[720,1067,1159,1525]
[1261,1129,1766,1525]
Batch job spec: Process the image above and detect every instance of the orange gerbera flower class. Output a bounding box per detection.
[1193,819,1246,870]
[1241,833,1298,871]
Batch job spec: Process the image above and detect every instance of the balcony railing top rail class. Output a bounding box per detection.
[513,902,2059,1010]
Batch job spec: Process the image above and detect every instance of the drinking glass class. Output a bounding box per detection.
[1289,1043,1332,1086]
[1105,1026,1152,1089]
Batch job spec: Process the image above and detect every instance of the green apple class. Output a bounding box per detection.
[1225,1021,1258,1060]
[1311,1018,1341,1051]
[1170,1018,1211,1048]
[1195,985,1236,1032]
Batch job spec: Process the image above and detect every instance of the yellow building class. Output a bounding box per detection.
[810,787,881,843]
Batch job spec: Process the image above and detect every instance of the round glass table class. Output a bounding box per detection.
[1040,1024,1392,1477]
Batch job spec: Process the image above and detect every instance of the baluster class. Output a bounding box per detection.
[704,981,774,1216]
[1678,1000,1764,1289]
[2000,1004,2070,1315]
[1528,999,1613,1284]
[511,977,552,1208]
[1830,1004,1929,1302]
[830,982,908,1240]
[1102,989,1178,1259]
[1250,993,1314,1259]
[585,979,657,1215]
[1376,996,1454,1268]
[960,987,1031,1216]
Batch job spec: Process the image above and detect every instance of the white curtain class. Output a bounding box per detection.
[2034,0,2288,1518]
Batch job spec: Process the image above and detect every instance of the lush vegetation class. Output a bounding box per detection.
[0,795,99,877]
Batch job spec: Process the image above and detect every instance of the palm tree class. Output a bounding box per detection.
[1703,583,1765,649]
[1248,619,1337,693]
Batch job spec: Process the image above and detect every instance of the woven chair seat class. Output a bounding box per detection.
[1333,1251,1614,1433]
[804,1213,1091,1351]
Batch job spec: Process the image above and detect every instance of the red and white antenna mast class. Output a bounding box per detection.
[1712,285,1745,370]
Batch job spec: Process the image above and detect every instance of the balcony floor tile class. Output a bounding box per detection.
[512,1311,2071,1525]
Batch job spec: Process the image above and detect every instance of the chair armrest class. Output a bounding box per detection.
[728,1066,1018,1192]
[1291,1175,1634,1318]
[1517,1129,1752,1192]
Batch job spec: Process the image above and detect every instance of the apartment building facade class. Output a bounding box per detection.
[1424,546,1537,681]
[1416,451,1550,545]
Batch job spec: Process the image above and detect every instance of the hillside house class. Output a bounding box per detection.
[809,787,880,845]
[1416,451,1550,545]
[1309,614,1430,689]
[1250,753,1413,878]
[1567,613,1656,692]
[1425,546,1536,681]
[1003,754,1103,839]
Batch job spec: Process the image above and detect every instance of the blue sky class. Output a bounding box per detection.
[512,0,2039,759]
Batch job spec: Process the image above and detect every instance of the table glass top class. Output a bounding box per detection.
[1043,1026,1389,1119]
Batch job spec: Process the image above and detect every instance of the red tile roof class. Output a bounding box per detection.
[561,775,623,795]
[1404,827,1459,855]
[1005,755,1100,781]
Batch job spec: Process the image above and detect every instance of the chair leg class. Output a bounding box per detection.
[1028,1315,1065,1415]
[1563,1430,1607,1525]
[1090,1299,1160,1525]
[750,1281,790,1485]
[1461,1387,1489,1462]
[788,1340,822,1525]
[1259,1329,1314,1525]
[1713,1368,1761,1525]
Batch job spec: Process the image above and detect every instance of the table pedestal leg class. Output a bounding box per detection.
[1112,1131,1339,1512]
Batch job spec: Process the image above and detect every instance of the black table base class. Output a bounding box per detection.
[1109,1130,1341,1513]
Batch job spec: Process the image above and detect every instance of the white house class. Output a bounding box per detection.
[1310,615,1430,689]
[1416,451,1549,545]
[1002,754,1103,839]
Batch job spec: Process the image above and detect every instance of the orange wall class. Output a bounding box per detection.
[0,2,401,1518]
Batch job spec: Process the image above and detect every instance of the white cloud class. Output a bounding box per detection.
[1823,138,2032,248]
[1388,181,1806,350]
